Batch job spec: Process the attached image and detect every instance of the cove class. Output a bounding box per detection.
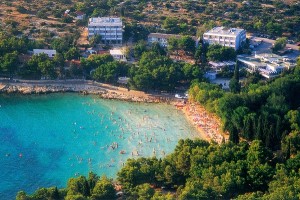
[0,93,200,199]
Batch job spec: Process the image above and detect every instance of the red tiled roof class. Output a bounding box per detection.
[76,11,85,16]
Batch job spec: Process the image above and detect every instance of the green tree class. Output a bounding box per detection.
[167,37,180,55]
[229,124,239,144]
[194,43,207,64]
[286,110,300,131]
[38,60,57,79]
[16,191,29,200]
[206,44,236,61]
[64,47,80,60]
[88,172,99,193]
[266,22,282,36]
[93,61,129,83]
[67,176,90,197]
[182,63,202,81]
[133,40,147,59]
[254,20,263,32]
[163,17,178,33]
[136,183,155,200]
[89,35,102,47]
[91,176,115,200]
[0,51,19,78]
[272,37,287,52]
[51,37,73,53]
[179,36,196,55]
[151,191,175,200]
[150,42,166,56]
[229,62,241,93]
[246,140,274,190]
[21,53,55,79]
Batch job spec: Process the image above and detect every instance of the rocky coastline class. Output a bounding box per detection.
[0,81,172,103]
[0,80,225,143]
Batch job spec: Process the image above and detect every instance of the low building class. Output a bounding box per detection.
[208,61,236,72]
[33,49,56,58]
[237,53,296,78]
[236,56,265,73]
[88,17,123,44]
[75,11,86,20]
[148,33,199,48]
[203,27,246,50]
[109,49,127,61]
[148,33,181,47]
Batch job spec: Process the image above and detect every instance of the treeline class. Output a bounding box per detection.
[0,32,81,80]
[189,61,300,154]
[17,139,300,199]
[79,45,204,91]
[0,31,205,91]
[16,174,116,200]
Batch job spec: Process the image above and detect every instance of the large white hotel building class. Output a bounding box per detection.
[88,17,123,44]
[203,27,246,50]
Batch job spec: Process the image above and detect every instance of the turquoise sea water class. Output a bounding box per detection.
[0,93,199,199]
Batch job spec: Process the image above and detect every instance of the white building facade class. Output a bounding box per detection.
[33,49,56,58]
[203,27,246,50]
[148,33,199,48]
[88,17,123,44]
[148,33,181,47]
[237,53,296,79]
[109,49,127,62]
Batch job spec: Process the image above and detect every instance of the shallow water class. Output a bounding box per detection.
[0,93,199,199]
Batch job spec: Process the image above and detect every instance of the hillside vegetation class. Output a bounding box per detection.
[0,0,299,42]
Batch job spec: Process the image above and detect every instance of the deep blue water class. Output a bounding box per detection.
[0,93,199,199]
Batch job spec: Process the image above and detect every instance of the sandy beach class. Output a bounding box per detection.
[0,79,226,143]
[174,101,228,144]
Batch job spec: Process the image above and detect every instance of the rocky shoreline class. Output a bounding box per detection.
[0,81,172,103]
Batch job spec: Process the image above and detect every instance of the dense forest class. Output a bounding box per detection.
[189,60,300,154]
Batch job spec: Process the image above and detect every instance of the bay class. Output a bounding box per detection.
[0,93,199,199]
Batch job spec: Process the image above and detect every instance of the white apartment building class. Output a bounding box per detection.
[88,17,123,44]
[203,27,246,50]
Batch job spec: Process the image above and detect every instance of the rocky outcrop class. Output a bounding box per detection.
[0,82,172,103]
[0,84,106,95]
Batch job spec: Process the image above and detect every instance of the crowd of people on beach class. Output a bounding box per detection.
[183,103,226,144]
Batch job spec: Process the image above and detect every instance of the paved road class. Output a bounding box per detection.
[250,36,300,59]
[251,36,300,51]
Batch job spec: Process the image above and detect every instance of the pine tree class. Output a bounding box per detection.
[256,116,263,140]
[229,124,239,144]
[286,139,291,160]
[51,187,60,200]
[229,61,241,93]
